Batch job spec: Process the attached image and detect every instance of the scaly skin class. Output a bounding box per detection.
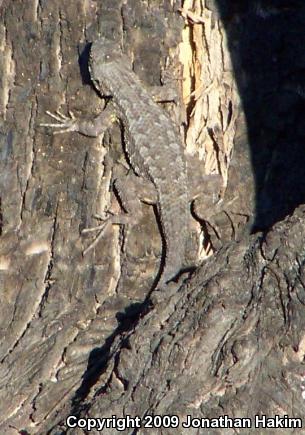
[89,38,189,286]
[42,38,191,288]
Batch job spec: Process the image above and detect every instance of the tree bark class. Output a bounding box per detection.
[0,1,304,434]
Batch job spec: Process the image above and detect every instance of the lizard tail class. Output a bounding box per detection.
[156,192,189,288]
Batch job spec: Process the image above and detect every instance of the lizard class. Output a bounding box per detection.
[41,37,221,289]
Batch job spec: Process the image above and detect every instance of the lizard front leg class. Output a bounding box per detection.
[40,106,116,137]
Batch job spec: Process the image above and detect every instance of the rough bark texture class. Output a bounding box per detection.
[1,0,305,434]
[57,205,305,435]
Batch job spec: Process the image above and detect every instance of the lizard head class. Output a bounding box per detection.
[89,37,131,95]
[89,38,123,67]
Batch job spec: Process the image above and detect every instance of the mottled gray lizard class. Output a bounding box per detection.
[41,38,221,289]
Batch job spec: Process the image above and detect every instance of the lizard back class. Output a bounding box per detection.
[89,38,190,285]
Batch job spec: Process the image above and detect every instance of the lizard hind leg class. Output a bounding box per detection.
[82,172,157,255]
[82,212,131,255]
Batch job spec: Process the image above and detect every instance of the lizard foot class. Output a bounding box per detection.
[82,212,131,255]
[40,110,78,134]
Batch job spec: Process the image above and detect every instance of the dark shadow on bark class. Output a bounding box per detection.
[216,0,305,231]
[70,300,151,410]
[78,42,92,86]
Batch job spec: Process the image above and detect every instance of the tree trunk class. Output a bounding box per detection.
[0,1,304,434]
